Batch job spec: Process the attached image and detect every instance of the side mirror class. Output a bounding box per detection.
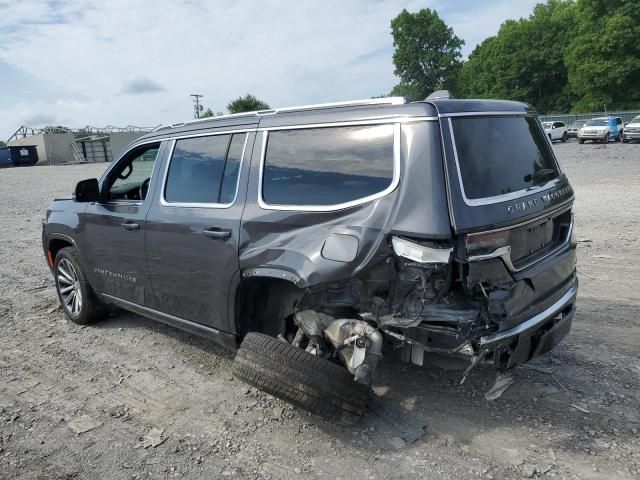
[74,178,100,202]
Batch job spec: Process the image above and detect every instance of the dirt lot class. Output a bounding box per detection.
[1,140,639,480]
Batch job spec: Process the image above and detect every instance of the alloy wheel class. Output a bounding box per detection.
[57,258,82,316]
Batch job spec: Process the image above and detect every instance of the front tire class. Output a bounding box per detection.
[54,247,105,325]
[561,132,568,143]
[578,138,584,144]
[601,133,610,144]
[232,332,369,424]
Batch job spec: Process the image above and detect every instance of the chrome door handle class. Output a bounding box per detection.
[203,228,231,240]
[121,222,140,231]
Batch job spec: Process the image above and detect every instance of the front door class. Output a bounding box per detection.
[79,142,163,305]
[145,131,252,332]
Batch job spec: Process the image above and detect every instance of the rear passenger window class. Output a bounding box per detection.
[164,133,245,204]
[262,124,395,207]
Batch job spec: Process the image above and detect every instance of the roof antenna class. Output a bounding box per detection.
[426,90,453,100]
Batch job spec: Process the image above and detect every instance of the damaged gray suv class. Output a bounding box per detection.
[43,94,577,423]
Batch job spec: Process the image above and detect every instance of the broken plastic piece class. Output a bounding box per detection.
[484,372,514,401]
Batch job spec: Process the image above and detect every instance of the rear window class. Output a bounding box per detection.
[262,124,395,207]
[451,116,560,200]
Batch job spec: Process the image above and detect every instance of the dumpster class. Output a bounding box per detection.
[0,145,39,168]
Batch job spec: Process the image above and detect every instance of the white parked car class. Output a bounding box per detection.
[542,121,568,142]
[622,116,640,143]
[578,116,624,144]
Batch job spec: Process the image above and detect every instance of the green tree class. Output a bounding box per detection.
[565,0,640,111]
[227,94,270,114]
[460,0,577,113]
[0,140,6,147]
[201,108,215,118]
[390,8,464,101]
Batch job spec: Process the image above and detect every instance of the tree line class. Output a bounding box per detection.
[390,0,639,113]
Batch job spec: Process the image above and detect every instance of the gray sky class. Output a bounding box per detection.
[0,0,539,140]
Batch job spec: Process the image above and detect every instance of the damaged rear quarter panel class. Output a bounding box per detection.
[238,120,451,287]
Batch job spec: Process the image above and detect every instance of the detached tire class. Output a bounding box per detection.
[232,332,369,424]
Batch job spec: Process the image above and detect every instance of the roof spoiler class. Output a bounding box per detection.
[426,90,454,100]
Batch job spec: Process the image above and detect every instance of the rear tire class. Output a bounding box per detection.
[578,138,584,144]
[561,132,568,143]
[232,332,369,424]
[54,247,106,325]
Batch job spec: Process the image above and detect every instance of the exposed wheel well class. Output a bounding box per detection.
[49,238,74,259]
[234,277,305,339]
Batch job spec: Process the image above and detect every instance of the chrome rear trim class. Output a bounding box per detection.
[480,281,577,345]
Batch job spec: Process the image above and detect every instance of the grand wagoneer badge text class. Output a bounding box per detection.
[507,186,572,214]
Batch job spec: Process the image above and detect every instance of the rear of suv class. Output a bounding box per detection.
[43,95,577,423]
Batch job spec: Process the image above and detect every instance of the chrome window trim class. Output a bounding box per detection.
[159,132,250,209]
[447,117,564,207]
[257,116,436,132]
[257,122,401,212]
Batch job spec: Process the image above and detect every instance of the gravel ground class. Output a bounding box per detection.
[0,140,639,480]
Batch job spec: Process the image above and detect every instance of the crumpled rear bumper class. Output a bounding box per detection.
[481,276,577,369]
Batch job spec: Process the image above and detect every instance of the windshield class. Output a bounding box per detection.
[586,119,608,126]
[451,116,560,200]
[542,122,553,128]
[630,116,640,124]
[570,121,585,127]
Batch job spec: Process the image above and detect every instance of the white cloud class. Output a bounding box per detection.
[0,0,537,139]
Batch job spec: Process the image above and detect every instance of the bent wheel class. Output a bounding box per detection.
[232,332,369,424]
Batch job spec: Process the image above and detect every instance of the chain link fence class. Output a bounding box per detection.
[540,110,640,124]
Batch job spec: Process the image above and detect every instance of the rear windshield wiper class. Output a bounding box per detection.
[525,168,556,186]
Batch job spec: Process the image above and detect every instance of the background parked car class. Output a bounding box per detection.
[577,116,624,144]
[567,120,587,138]
[543,121,568,142]
[622,115,640,143]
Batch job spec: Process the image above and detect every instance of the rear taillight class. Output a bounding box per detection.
[391,236,452,264]
[465,230,510,255]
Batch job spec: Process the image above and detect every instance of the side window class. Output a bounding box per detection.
[617,118,622,125]
[108,143,160,202]
[164,133,245,204]
[262,124,395,207]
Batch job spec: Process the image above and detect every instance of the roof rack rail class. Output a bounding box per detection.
[152,97,406,132]
[273,96,406,114]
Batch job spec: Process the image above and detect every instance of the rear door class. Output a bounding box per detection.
[145,129,256,332]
